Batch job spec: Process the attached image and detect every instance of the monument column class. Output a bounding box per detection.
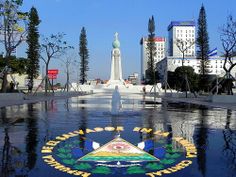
[108,32,125,86]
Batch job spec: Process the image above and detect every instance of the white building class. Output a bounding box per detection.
[168,21,195,57]
[156,56,236,83]
[140,37,166,82]
[128,72,139,85]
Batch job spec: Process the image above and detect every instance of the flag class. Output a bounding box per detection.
[208,48,217,57]
[154,147,166,158]
[137,139,154,151]
[84,140,100,151]
[71,148,84,158]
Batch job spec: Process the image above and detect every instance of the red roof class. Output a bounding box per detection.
[140,37,165,44]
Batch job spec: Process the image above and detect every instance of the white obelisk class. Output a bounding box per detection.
[108,32,125,86]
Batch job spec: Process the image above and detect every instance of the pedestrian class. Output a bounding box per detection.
[142,86,146,94]
[10,81,14,92]
[27,81,33,93]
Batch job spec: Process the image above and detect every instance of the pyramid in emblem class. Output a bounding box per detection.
[78,137,159,162]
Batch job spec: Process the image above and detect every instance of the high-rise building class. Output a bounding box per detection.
[140,37,166,82]
[168,21,195,57]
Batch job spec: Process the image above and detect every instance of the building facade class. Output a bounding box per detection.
[168,21,195,57]
[128,72,139,85]
[156,56,236,83]
[140,37,166,82]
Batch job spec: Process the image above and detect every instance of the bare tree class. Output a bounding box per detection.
[220,15,236,95]
[59,51,77,92]
[175,39,195,66]
[40,33,72,95]
[0,0,28,92]
[175,39,195,97]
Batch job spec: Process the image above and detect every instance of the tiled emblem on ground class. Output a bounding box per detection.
[41,126,197,176]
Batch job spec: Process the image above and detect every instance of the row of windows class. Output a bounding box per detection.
[172,60,224,68]
[176,34,194,38]
[176,29,195,33]
[157,55,164,59]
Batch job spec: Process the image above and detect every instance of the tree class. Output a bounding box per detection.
[40,33,72,94]
[79,27,89,84]
[175,39,195,66]
[0,55,27,74]
[0,0,28,92]
[59,51,77,92]
[197,4,210,76]
[197,5,210,92]
[220,15,236,95]
[26,7,40,87]
[174,66,199,92]
[146,15,157,84]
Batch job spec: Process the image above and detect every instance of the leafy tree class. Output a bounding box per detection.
[220,15,236,95]
[173,66,199,92]
[79,27,89,84]
[26,7,40,86]
[41,33,72,94]
[0,0,28,92]
[0,55,27,74]
[197,4,210,75]
[146,15,157,84]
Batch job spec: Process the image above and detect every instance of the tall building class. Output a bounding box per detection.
[140,37,166,82]
[168,21,195,57]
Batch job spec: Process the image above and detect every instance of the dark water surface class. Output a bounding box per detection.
[0,93,236,177]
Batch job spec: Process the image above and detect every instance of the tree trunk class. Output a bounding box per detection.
[226,71,233,95]
[66,64,69,92]
[45,64,48,95]
[1,73,8,93]
[1,55,11,93]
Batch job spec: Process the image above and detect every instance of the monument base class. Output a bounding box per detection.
[106,79,126,89]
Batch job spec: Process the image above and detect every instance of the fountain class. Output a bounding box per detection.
[111,85,122,115]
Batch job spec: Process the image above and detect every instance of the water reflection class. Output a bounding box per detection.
[194,108,209,177]
[26,104,38,170]
[222,109,236,171]
[0,94,236,177]
[78,100,87,150]
[1,107,28,177]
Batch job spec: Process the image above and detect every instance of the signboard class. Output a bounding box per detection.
[48,75,57,79]
[48,69,59,80]
[48,69,59,75]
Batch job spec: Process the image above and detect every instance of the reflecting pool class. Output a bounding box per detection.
[0,93,236,177]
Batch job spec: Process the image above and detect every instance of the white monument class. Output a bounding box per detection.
[107,32,125,86]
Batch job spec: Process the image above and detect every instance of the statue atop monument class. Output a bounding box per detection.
[107,32,125,87]
[112,32,120,49]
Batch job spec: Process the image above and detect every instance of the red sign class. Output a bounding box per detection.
[48,69,59,75]
[48,75,57,79]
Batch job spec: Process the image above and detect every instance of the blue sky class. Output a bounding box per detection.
[14,0,236,82]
